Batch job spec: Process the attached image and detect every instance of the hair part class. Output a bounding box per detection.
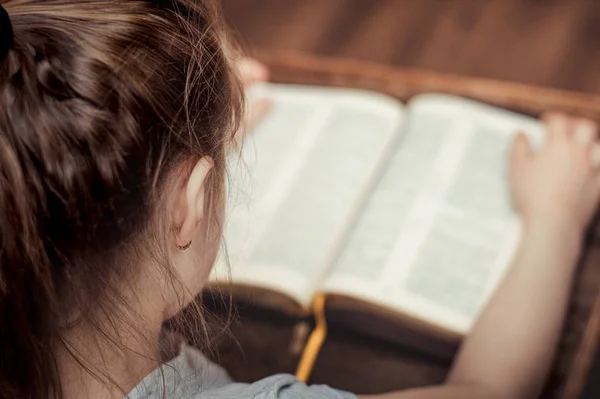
[0,1,244,397]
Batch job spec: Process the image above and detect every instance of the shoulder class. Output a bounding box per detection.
[127,344,356,399]
[202,374,357,399]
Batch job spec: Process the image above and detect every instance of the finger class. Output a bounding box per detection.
[246,97,272,132]
[510,132,532,172]
[542,113,569,142]
[591,143,600,169]
[233,97,272,147]
[573,118,598,147]
[238,58,269,89]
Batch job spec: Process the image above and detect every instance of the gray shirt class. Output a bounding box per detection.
[127,344,357,399]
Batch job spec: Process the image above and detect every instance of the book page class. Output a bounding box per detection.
[322,94,544,334]
[210,84,405,308]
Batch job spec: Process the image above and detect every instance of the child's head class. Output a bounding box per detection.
[0,0,243,397]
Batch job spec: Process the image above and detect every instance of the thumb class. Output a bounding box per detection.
[238,58,269,88]
[510,132,532,173]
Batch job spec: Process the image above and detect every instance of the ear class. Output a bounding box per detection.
[172,157,214,248]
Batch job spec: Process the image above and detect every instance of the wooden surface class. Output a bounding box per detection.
[222,0,600,94]
[195,53,600,399]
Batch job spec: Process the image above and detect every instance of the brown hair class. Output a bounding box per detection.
[0,0,243,397]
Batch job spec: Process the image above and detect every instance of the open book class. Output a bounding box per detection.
[208,84,544,371]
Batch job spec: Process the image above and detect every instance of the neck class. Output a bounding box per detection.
[56,312,164,399]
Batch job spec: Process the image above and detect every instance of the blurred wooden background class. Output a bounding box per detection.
[222,0,600,94]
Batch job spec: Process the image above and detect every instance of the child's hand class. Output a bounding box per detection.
[233,57,271,146]
[238,57,269,89]
[510,113,600,231]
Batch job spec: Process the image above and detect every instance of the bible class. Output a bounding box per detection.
[207,83,545,380]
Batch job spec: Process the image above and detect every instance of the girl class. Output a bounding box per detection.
[0,1,597,398]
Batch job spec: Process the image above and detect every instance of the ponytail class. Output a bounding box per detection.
[0,135,59,396]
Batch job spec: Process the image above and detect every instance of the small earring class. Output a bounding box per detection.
[172,226,192,251]
[176,241,192,251]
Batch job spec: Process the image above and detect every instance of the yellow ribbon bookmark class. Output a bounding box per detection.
[295,293,327,382]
